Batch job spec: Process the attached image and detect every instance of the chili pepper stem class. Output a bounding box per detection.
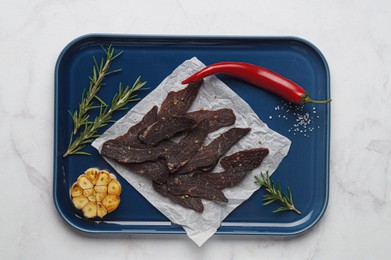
[302,94,332,105]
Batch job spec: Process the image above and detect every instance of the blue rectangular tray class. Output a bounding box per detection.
[54,34,330,236]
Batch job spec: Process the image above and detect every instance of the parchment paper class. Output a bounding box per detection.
[92,57,291,246]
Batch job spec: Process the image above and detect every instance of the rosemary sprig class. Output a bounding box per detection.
[255,172,301,215]
[63,77,146,157]
[70,45,123,135]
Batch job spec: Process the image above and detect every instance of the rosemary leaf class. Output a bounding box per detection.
[274,207,289,213]
[74,151,92,156]
[254,172,301,215]
[71,45,122,135]
[63,79,146,157]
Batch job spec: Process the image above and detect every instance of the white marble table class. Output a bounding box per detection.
[1,0,391,259]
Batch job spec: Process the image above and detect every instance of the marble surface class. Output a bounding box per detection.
[1,0,391,259]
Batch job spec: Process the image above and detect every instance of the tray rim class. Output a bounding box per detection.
[53,33,330,237]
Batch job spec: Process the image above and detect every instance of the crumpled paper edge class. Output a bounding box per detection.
[92,57,291,246]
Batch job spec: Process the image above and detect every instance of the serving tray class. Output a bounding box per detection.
[53,34,330,236]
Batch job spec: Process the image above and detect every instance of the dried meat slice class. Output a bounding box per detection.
[111,106,158,147]
[158,80,203,119]
[166,175,228,203]
[153,181,204,213]
[101,106,158,158]
[192,148,269,189]
[101,140,174,163]
[124,160,170,184]
[165,119,209,173]
[220,148,269,171]
[193,170,248,189]
[139,116,196,146]
[176,127,251,174]
[186,108,236,133]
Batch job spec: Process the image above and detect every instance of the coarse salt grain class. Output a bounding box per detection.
[267,101,321,137]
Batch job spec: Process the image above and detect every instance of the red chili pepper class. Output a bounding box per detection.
[182,62,331,105]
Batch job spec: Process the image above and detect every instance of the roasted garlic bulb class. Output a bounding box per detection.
[70,168,121,218]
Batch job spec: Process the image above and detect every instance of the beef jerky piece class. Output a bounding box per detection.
[177,127,251,174]
[101,140,175,163]
[139,116,195,145]
[186,108,236,133]
[102,144,162,163]
[166,175,228,203]
[158,80,203,119]
[193,170,248,189]
[220,148,269,171]
[102,106,158,150]
[165,119,209,173]
[111,106,158,147]
[153,181,204,213]
[124,160,169,184]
